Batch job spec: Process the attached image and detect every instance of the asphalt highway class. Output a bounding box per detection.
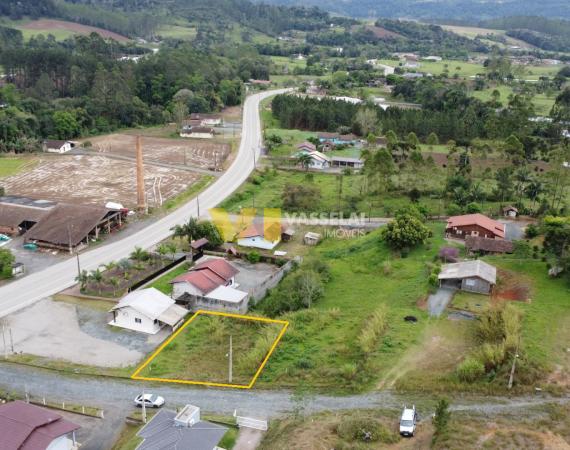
[0,89,289,318]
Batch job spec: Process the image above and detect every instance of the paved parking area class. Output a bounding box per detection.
[4,298,166,367]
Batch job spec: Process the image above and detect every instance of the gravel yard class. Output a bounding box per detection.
[4,298,166,367]
[1,154,202,209]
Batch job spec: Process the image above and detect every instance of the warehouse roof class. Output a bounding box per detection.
[438,260,497,285]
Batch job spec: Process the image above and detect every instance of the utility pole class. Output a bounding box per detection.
[197,196,200,218]
[141,388,147,424]
[76,253,81,279]
[229,335,233,384]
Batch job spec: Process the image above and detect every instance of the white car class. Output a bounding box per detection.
[134,393,165,408]
[399,405,417,437]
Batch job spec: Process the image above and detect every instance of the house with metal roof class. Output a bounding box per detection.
[0,400,81,450]
[136,405,227,450]
[237,222,282,250]
[109,288,188,334]
[438,260,497,295]
[170,257,249,313]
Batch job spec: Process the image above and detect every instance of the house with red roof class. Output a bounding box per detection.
[237,222,282,250]
[170,257,249,313]
[0,400,81,450]
[445,213,505,241]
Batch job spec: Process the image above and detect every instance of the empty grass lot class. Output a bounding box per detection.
[0,157,37,178]
[254,224,446,391]
[136,313,286,386]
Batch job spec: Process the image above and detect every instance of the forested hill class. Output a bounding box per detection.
[255,0,570,20]
[1,0,348,39]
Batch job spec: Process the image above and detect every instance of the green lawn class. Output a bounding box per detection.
[255,224,444,391]
[149,263,189,295]
[471,85,556,115]
[0,157,37,178]
[136,313,285,386]
[155,24,197,40]
[264,128,318,157]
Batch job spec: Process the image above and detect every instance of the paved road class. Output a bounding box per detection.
[0,89,289,318]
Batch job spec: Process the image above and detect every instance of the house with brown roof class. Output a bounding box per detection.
[297,141,316,153]
[237,222,282,250]
[0,196,55,236]
[445,214,505,241]
[465,236,514,255]
[0,400,81,450]
[170,257,249,313]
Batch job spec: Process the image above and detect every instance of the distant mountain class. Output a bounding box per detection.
[255,0,570,20]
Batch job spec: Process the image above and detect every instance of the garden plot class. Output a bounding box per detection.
[84,133,231,169]
[1,155,201,208]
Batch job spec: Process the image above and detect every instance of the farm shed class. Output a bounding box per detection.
[24,203,123,252]
[465,236,514,255]
[43,139,73,153]
[331,156,364,170]
[0,196,55,236]
[438,260,497,295]
[503,205,518,217]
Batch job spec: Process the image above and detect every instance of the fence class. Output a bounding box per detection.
[249,256,301,303]
[128,255,186,292]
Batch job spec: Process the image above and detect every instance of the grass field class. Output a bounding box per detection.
[259,403,570,449]
[0,157,37,178]
[264,128,318,157]
[471,85,556,115]
[135,312,286,386]
[155,24,197,40]
[254,224,443,391]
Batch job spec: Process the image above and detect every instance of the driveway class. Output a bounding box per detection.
[501,220,526,241]
[427,287,456,317]
[4,298,165,367]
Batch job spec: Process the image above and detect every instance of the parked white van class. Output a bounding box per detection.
[399,405,417,437]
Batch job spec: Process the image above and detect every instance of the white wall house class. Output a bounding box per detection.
[294,149,331,170]
[44,140,72,154]
[109,288,188,334]
[237,223,281,250]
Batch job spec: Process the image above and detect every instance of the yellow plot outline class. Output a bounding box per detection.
[131,310,289,389]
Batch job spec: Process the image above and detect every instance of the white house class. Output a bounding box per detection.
[44,139,73,153]
[237,222,282,250]
[294,149,331,170]
[109,288,188,334]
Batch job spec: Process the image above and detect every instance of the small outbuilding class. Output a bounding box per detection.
[503,205,518,217]
[438,260,497,295]
[109,288,188,334]
[304,231,321,246]
[281,227,295,242]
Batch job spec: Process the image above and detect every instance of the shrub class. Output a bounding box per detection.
[525,223,539,239]
[457,357,485,382]
[428,273,439,287]
[246,251,261,263]
[358,306,389,354]
[476,342,506,372]
[339,363,358,380]
[337,417,399,444]
[466,202,482,213]
[82,140,92,148]
[446,203,462,216]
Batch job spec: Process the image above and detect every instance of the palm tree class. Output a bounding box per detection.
[118,258,132,278]
[130,246,149,262]
[171,217,200,245]
[102,261,117,273]
[75,270,89,292]
[297,153,312,171]
[109,277,120,297]
[89,269,104,295]
[166,242,177,259]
